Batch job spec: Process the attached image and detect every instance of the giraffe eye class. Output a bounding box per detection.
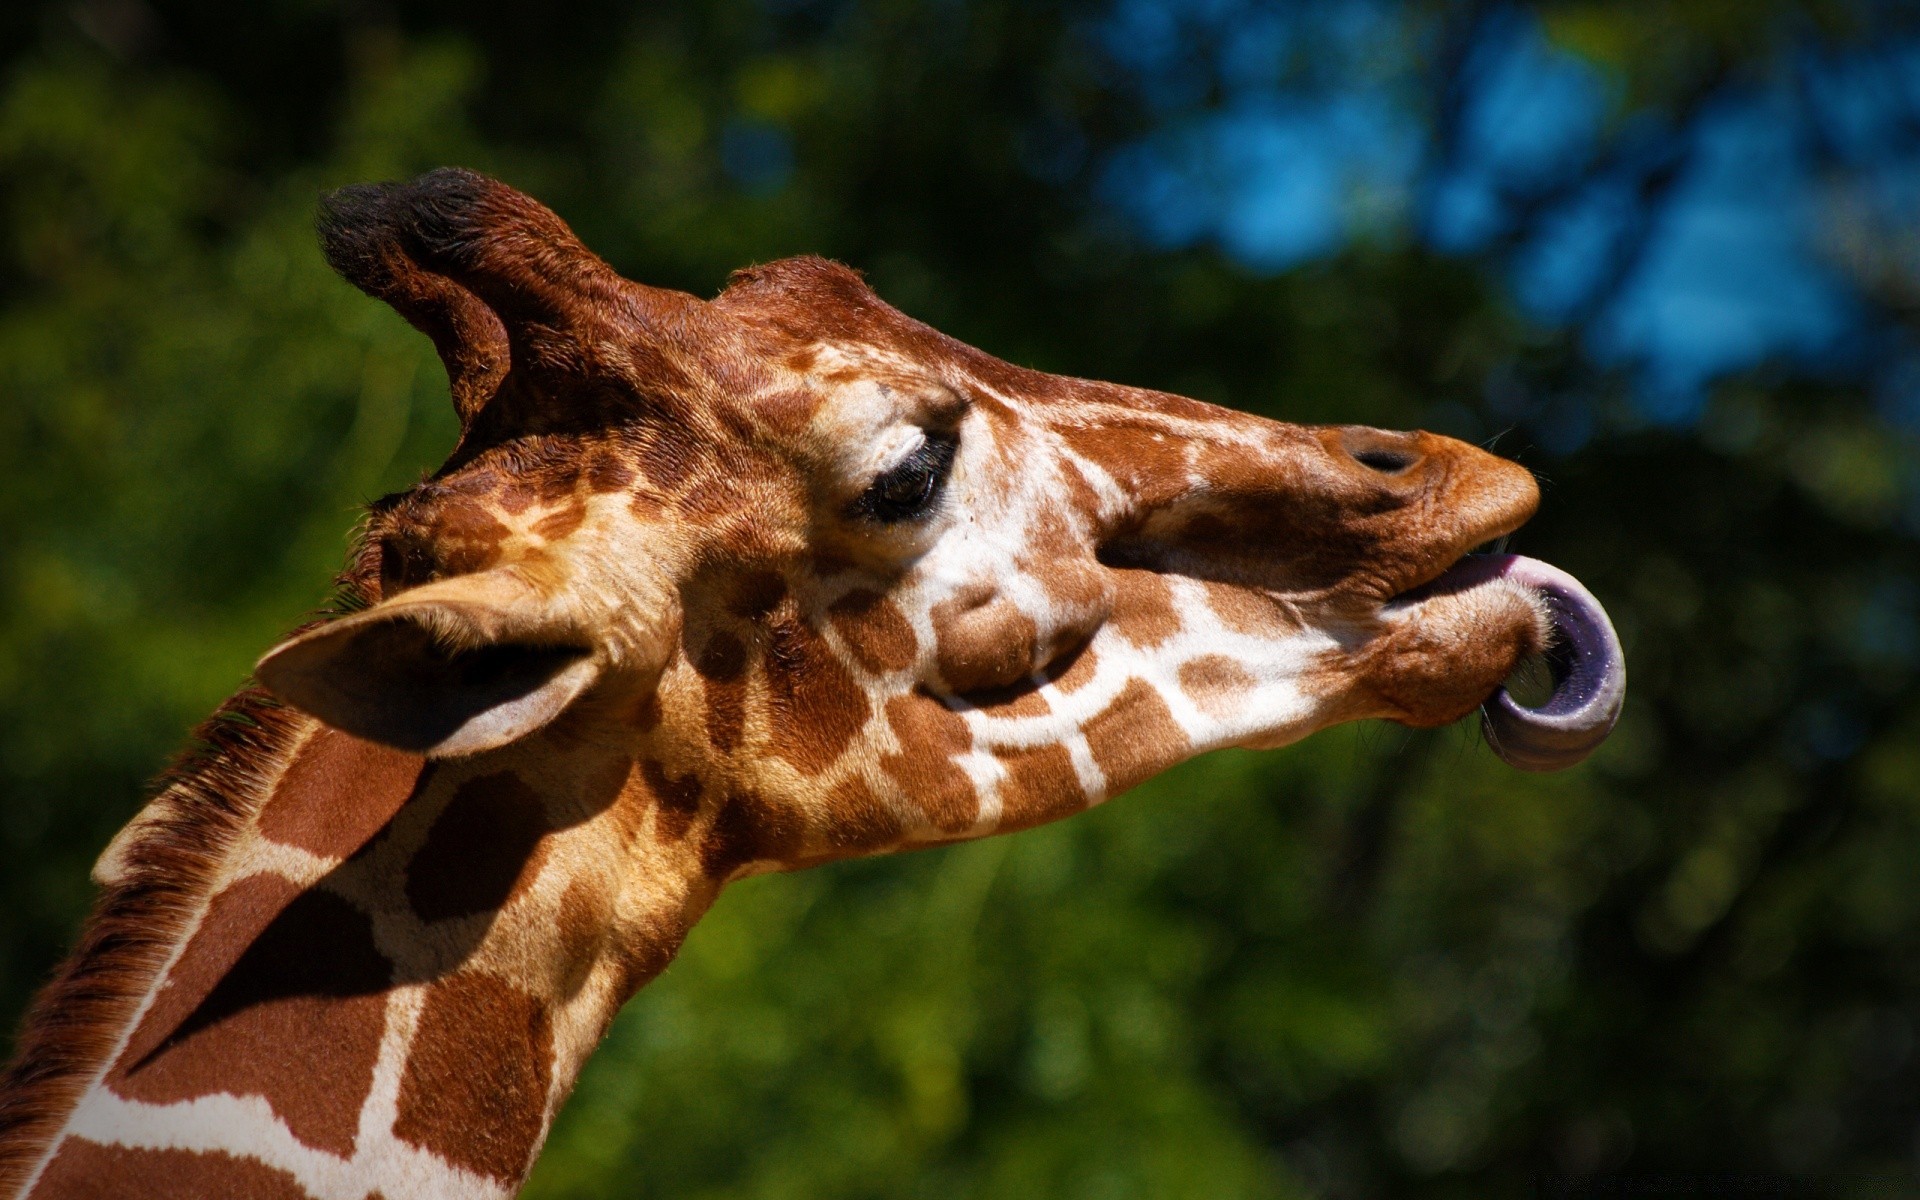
[853,431,958,523]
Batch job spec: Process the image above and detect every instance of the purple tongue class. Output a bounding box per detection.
[1476,554,1626,772]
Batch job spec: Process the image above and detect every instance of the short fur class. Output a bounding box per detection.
[0,169,1557,1199]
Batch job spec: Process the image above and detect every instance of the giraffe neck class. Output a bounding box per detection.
[0,690,708,1200]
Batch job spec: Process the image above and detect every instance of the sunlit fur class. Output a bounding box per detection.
[1,170,1548,1199]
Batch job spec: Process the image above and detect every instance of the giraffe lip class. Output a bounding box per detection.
[1388,551,1514,604]
[1409,553,1627,773]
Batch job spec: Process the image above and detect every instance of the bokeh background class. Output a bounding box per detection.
[4,0,1920,1194]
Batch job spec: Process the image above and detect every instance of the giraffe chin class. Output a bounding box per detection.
[1432,553,1626,773]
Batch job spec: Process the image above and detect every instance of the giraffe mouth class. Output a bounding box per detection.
[1400,553,1626,772]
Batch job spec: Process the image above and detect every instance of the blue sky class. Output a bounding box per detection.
[1095,2,1920,425]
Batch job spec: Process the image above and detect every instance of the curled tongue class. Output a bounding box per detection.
[1477,554,1626,772]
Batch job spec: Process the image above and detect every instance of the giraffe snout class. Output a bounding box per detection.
[1325,426,1537,527]
[1428,433,1541,550]
[1326,427,1540,547]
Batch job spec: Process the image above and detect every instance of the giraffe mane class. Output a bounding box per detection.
[0,563,380,1195]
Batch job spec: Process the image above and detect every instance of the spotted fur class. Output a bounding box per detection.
[1,170,1550,1199]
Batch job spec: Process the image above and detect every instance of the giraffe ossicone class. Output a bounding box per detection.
[0,168,1623,1199]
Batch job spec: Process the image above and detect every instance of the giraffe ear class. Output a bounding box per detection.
[254,573,602,758]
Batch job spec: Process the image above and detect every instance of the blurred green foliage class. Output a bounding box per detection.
[3,1,1920,1196]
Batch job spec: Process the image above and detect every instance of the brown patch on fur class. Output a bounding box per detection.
[496,475,545,517]
[629,486,668,520]
[112,872,295,1072]
[1021,512,1105,615]
[597,761,655,848]
[1178,655,1257,718]
[692,632,749,752]
[764,614,871,775]
[109,885,391,1158]
[1202,580,1291,636]
[583,448,635,493]
[554,878,613,1000]
[699,791,804,876]
[827,589,918,673]
[640,758,704,843]
[757,387,823,435]
[881,693,977,833]
[1191,437,1289,495]
[729,571,787,620]
[633,420,705,493]
[407,772,553,923]
[932,591,1038,693]
[34,1140,311,1198]
[541,463,588,505]
[1042,641,1100,694]
[531,500,586,541]
[1057,421,1189,504]
[0,690,313,1196]
[994,744,1082,832]
[819,775,901,853]
[431,499,514,576]
[1057,456,1104,517]
[1110,570,1182,648]
[677,475,741,520]
[393,972,552,1182]
[1083,678,1190,796]
[257,727,427,858]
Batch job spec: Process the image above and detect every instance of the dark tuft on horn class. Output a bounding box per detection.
[318,168,510,260]
[316,177,414,290]
[320,168,629,324]
[316,171,513,424]
[316,168,709,427]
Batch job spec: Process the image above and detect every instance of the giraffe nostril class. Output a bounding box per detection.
[1352,448,1417,474]
[1334,427,1424,477]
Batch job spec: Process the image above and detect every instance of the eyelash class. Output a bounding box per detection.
[851,432,959,523]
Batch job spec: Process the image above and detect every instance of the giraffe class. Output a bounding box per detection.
[0,169,1624,1199]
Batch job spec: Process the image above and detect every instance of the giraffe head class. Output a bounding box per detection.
[258,168,1623,871]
